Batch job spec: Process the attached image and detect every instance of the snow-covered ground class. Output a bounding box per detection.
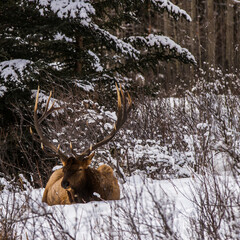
[0,173,239,240]
[2,84,240,239]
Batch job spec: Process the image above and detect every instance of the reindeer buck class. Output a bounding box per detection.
[31,85,132,205]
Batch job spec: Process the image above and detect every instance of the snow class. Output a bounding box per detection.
[30,0,95,24]
[129,34,196,64]
[0,176,188,239]
[1,2,238,238]
[0,59,37,96]
[151,0,192,21]
[0,59,32,83]
[54,32,73,42]
[74,80,95,92]
[0,1,195,99]
[1,82,240,238]
[0,174,238,239]
[90,23,140,59]
[30,0,191,24]
[88,50,103,72]
[0,85,7,97]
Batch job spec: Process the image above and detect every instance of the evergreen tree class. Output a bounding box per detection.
[1,0,195,100]
[0,0,195,179]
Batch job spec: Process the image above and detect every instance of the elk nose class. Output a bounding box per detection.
[61,180,70,189]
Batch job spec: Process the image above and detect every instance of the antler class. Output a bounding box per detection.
[76,83,132,160]
[30,86,68,162]
[31,84,132,162]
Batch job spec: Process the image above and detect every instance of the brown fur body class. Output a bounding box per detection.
[42,164,120,206]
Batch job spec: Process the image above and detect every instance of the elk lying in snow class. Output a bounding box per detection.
[31,85,132,205]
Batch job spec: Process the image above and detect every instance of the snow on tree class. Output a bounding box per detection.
[0,0,196,165]
[0,59,37,93]
[0,0,195,98]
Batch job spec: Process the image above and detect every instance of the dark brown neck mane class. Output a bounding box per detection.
[68,168,102,203]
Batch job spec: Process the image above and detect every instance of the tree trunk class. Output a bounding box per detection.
[76,36,83,75]
[207,0,215,67]
[233,3,240,69]
[163,11,171,93]
[226,0,234,70]
[196,16,202,69]
[190,0,197,73]
[148,0,152,34]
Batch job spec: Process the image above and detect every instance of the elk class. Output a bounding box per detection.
[31,85,132,205]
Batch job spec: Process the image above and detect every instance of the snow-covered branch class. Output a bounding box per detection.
[88,50,103,72]
[90,24,140,60]
[129,34,196,64]
[0,59,37,96]
[150,0,192,21]
[27,0,95,25]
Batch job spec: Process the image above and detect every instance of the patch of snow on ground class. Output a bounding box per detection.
[0,175,213,240]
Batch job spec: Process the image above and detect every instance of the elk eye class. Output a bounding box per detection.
[78,168,83,172]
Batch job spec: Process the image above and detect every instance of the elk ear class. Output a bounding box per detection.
[61,157,73,167]
[84,152,95,167]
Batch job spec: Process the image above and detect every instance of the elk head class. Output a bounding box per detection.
[61,152,94,190]
[31,84,132,194]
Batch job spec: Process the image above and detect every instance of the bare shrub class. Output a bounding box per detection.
[2,68,240,183]
[188,169,240,240]
[90,176,180,240]
[118,73,240,178]
[0,175,84,240]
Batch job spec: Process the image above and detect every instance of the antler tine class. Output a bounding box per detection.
[70,142,79,158]
[115,83,132,131]
[115,83,123,131]
[38,91,63,124]
[38,90,53,123]
[32,86,68,161]
[76,84,132,160]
